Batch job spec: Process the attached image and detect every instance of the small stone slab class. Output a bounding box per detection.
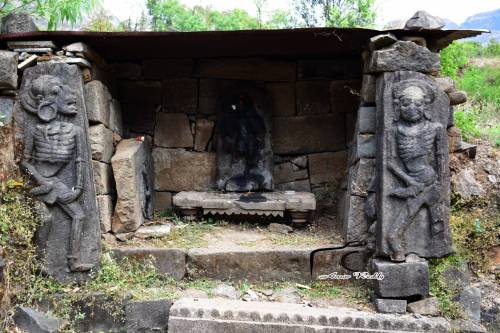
[8,41,56,50]
[112,247,186,280]
[407,297,440,316]
[369,33,398,51]
[372,258,429,298]
[112,139,155,233]
[0,51,18,90]
[14,307,64,333]
[125,300,172,333]
[173,191,316,217]
[89,124,113,163]
[457,287,481,321]
[374,298,407,314]
[63,42,107,69]
[92,161,113,195]
[168,298,451,333]
[368,41,440,74]
[134,224,172,239]
[97,195,113,233]
[84,80,111,127]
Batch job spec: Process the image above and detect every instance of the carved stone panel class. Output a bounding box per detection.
[215,83,273,192]
[375,71,452,261]
[16,62,100,282]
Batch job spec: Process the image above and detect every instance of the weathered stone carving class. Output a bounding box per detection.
[215,84,273,192]
[376,71,452,261]
[18,63,100,281]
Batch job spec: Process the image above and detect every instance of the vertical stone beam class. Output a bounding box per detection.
[16,62,100,282]
[375,71,452,261]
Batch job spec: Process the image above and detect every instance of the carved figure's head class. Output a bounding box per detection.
[393,79,435,123]
[21,75,78,122]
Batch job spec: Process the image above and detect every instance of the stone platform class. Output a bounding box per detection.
[168,298,451,333]
[173,191,316,224]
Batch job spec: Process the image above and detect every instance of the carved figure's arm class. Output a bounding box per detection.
[434,125,446,183]
[388,161,419,187]
[73,126,85,194]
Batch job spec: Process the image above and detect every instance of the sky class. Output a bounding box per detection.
[102,0,500,27]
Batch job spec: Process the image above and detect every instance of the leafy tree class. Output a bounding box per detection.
[83,7,115,31]
[0,0,97,30]
[266,9,301,29]
[292,0,375,28]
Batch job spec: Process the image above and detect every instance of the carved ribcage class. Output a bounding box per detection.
[396,126,435,162]
[33,122,76,162]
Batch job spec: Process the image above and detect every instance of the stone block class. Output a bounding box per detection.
[112,248,186,280]
[154,191,172,211]
[448,126,462,152]
[168,298,451,333]
[434,76,456,93]
[198,79,232,115]
[143,59,194,79]
[0,98,15,177]
[449,91,467,106]
[92,161,113,195]
[297,58,362,80]
[14,307,64,333]
[125,300,172,333]
[63,42,107,69]
[0,51,18,90]
[84,80,111,127]
[135,224,171,239]
[374,298,407,314]
[196,58,296,81]
[342,194,370,242]
[265,82,295,117]
[111,139,154,233]
[368,41,440,74]
[361,74,376,104]
[97,195,113,233]
[358,106,376,134]
[330,80,361,113]
[348,158,376,197]
[407,297,440,316]
[187,246,359,282]
[109,99,123,136]
[308,151,347,185]
[118,80,162,104]
[274,162,308,184]
[122,103,157,134]
[276,179,311,192]
[89,124,114,163]
[163,78,198,114]
[372,258,429,298]
[154,113,193,148]
[109,62,142,79]
[368,33,398,51]
[296,81,331,115]
[457,287,481,321]
[350,134,376,164]
[405,10,445,30]
[194,119,214,151]
[273,114,345,154]
[153,148,216,192]
[1,12,38,33]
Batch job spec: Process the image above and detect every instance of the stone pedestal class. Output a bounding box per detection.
[371,258,429,299]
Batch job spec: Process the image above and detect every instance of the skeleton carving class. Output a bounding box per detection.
[386,79,447,262]
[20,75,92,272]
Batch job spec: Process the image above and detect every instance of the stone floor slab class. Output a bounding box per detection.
[168,298,451,333]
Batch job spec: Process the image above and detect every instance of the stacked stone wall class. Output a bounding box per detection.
[112,57,363,212]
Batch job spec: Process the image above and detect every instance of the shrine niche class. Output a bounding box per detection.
[17,62,100,282]
[215,83,273,192]
[375,71,452,261]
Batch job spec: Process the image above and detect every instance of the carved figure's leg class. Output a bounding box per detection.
[58,201,93,272]
[387,194,426,261]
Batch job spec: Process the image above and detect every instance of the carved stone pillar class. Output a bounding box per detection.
[16,62,100,282]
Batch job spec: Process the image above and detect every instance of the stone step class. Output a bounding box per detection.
[111,245,369,283]
[168,298,451,333]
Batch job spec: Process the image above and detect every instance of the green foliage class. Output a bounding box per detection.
[454,110,481,141]
[292,0,375,28]
[440,41,469,80]
[0,0,97,30]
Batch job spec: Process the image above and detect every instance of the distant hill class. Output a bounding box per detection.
[446,8,500,44]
